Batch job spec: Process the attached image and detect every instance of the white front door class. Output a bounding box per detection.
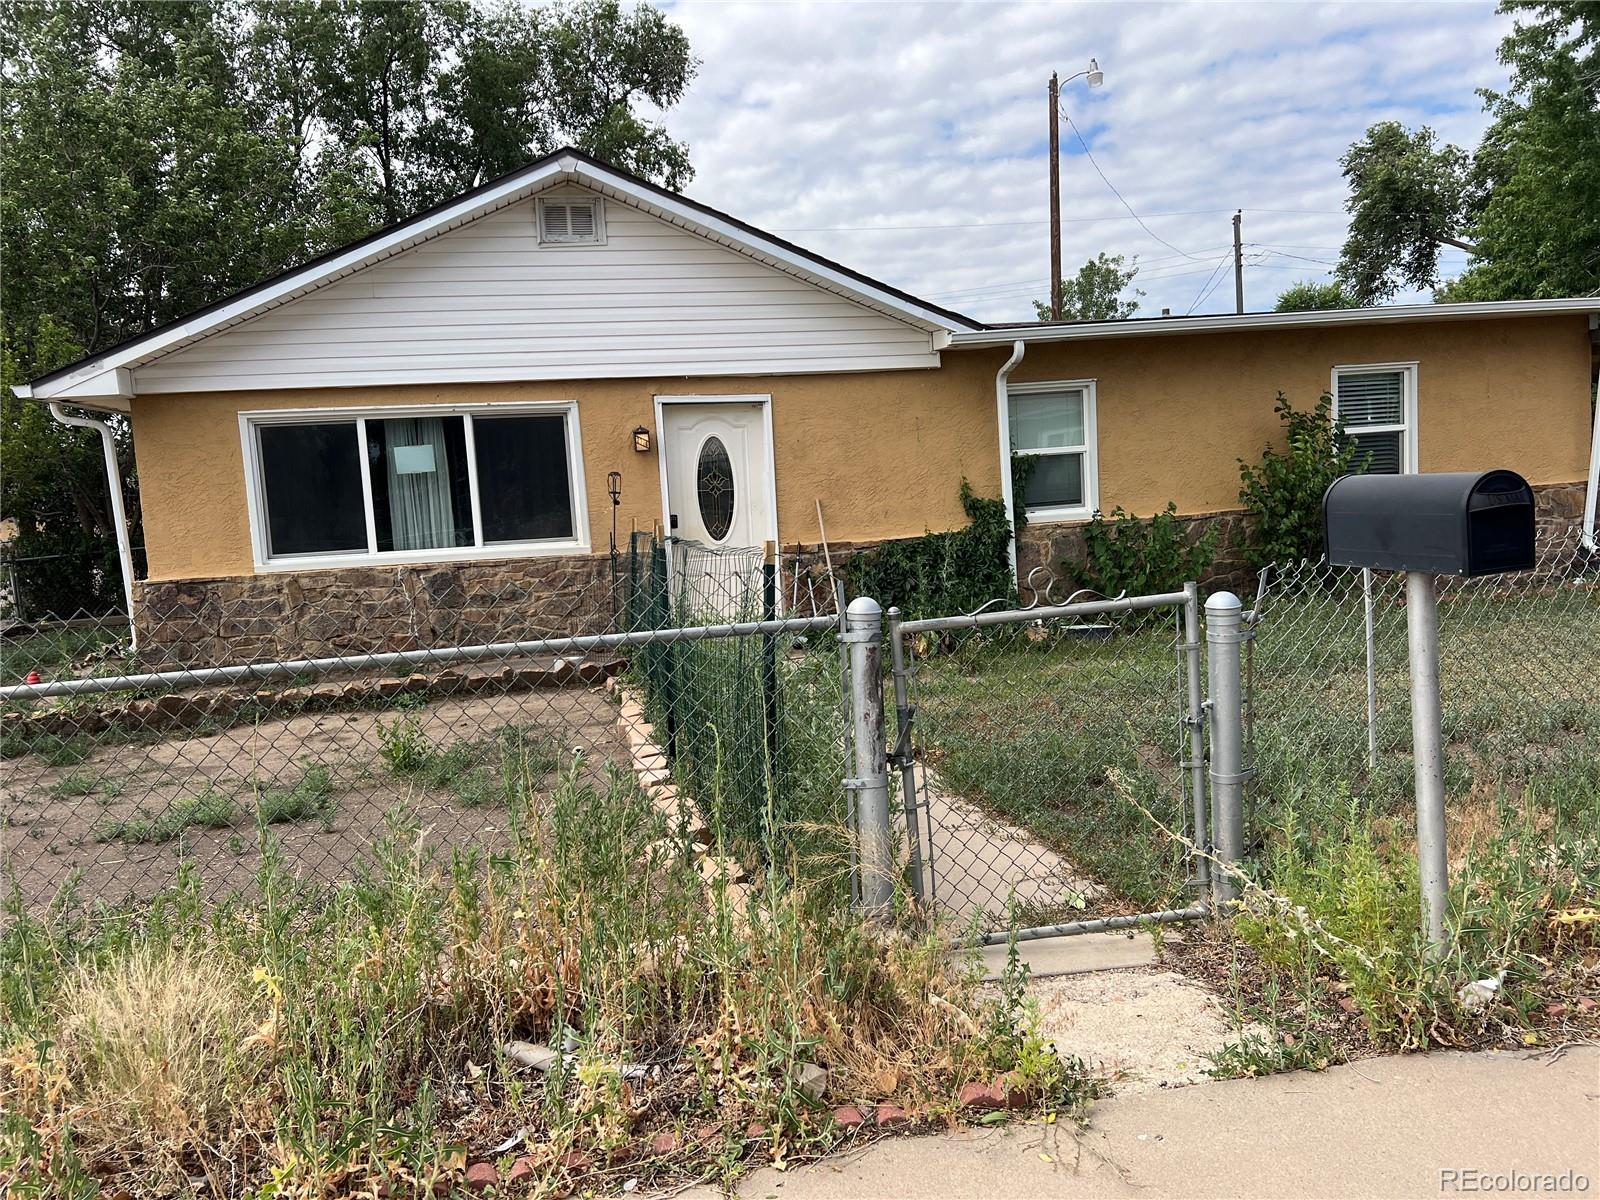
[659,398,775,613]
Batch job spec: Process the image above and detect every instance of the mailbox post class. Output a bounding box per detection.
[1324,470,1535,955]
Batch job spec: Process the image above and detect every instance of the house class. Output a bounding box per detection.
[15,148,1598,663]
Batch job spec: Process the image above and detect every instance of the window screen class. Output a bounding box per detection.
[472,414,574,542]
[1336,369,1409,475]
[1009,387,1090,511]
[258,422,367,556]
[1010,391,1086,451]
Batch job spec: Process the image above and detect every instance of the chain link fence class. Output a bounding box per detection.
[1,535,848,914]
[1247,529,1599,839]
[892,589,1205,936]
[4,521,1594,932]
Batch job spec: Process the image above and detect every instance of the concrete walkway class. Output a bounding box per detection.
[688,1047,1599,1199]
[913,763,1103,926]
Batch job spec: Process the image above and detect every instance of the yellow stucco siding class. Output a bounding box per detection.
[996,313,1592,517]
[130,363,1001,581]
[129,313,1592,582]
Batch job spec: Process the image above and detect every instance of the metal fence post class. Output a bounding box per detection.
[845,596,894,916]
[886,607,926,903]
[1181,582,1211,899]
[1362,567,1379,770]
[1205,591,1246,904]
[1406,571,1449,956]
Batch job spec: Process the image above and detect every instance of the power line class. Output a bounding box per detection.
[1062,114,1210,262]
[1183,252,1235,315]
[771,209,1279,233]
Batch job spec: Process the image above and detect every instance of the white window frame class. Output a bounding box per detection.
[1006,378,1099,522]
[1331,361,1419,475]
[536,196,606,246]
[239,400,590,572]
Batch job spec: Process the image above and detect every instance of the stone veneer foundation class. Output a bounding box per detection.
[134,554,621,668]
[133,483,1589,667]
[1018,480,1588,601]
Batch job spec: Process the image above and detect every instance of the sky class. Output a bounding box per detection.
[648,0,1514,323]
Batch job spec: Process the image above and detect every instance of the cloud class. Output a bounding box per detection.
[653,0,1512,320]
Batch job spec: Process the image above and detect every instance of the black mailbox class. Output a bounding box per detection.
[1323,470,1535,576]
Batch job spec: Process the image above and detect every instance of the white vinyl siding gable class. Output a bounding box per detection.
[136,186,939,392]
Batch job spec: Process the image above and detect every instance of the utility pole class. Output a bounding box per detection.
[1232,209,1244,314]
[1048,71,1062,321]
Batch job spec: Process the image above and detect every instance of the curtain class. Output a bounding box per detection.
[384,417,456,550]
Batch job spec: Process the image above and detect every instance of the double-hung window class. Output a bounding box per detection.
[243,403,588,569]
[1332,363,1417,475]
[1007,380,1098,520]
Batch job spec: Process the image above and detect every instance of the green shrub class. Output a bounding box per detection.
[1066,503,1216,598]
[375,697,430,774]
[843,481,1013,618]
[1238,392,1365,569]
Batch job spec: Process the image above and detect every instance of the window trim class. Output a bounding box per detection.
[1006,378,1099,522]
[1330,361,1419,475]
[238,400,590,572]
[536,196,606,246]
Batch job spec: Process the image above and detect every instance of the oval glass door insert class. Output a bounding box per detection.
[696,436,735,541]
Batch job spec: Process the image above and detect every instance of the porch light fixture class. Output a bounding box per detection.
[632,426,652,453]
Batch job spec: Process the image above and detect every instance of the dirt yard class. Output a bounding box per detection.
[1,685,632,910]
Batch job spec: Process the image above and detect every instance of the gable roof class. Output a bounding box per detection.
[18,146,982,405]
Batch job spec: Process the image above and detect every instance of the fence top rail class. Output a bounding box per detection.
[0,612,841,701]
[896,589,1190,636]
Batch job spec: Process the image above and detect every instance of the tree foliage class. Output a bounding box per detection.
[1335,2,1600,303]
[1274,280,1357,312]
[1034,252,1143,321]
[0,0,696,615]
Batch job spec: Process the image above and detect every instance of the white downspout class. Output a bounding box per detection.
[48,403,138,648]
[1582,370,1599,552]
[995,339,1026,583]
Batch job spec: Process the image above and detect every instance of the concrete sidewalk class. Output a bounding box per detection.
[689,1047,1599,1199]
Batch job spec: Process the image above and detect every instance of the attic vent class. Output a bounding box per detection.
[538,197,604,245]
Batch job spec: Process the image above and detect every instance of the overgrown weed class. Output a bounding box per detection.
[2,761,1083,1197]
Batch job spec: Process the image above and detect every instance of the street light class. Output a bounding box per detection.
[1049,58,1105,321]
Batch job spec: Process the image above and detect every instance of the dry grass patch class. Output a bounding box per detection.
[53,946,263,1183]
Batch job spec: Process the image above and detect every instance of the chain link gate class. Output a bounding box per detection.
[886,585,1214,943]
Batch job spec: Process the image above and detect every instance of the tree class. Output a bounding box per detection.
[1274,280,1356,312]
[1335,2,1600,303]
[1,0,697,615]
[1334,123,1473,305]
[1034,252,1143,321]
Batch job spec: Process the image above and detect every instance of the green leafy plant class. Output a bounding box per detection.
[93,789,237,845]
[375,696,430,775]
[1068,503,1216,598]
[843,482,1013,618]
[1238,392,1365,570]
[251,763,338,826]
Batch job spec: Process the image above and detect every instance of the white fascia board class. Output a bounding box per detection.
[28,160,572,400]
[15,370,133,411]
[948,298,1600,348]
[570,164,976,334]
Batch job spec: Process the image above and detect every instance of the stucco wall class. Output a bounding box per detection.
[130,313,1591,582]
[130,360,1002,581]
[993,313,1592,518]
